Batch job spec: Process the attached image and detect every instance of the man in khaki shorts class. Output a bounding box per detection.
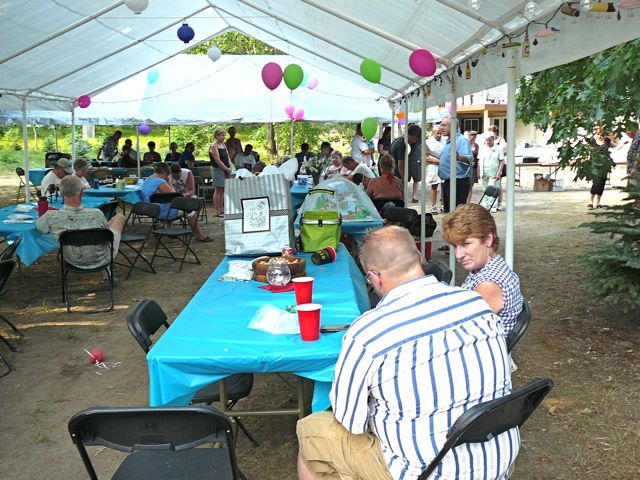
[297,226,519,480]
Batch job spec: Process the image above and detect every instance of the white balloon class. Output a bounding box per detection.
[124,0,149,14]
[260,165,280,176]
[207,45,221,62]
[234,168,254,178]
[278,158,299,181]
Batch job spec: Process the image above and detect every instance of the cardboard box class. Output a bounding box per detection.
[533,178,552,192]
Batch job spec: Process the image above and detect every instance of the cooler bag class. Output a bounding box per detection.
[300,188,342,252]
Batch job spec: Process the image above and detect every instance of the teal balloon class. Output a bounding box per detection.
[147,69,159,84]
[301,72,309,87]
[283,64,304,90]
[361,117,378,139]
[360,58,381,84]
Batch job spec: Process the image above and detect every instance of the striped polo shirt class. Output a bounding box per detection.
[330,275,518,480]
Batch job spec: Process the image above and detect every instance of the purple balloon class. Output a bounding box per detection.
[293,108,304,121]
[138,124,151,136]
[409,49,437,77]
[306,76,318,90]
[262,62,283,91]
[77,95,91,109]
[284,104,295,118]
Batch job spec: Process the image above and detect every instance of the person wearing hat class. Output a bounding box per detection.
[40,158,73,197]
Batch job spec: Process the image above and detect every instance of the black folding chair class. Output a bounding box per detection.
[418,378,554,480]
[98,200,119,221]
[372,197,405,213]
[15,167,39,203]
[0,348,14,378]
[423,259,453,284]
[44,151,70,168]
[0,259,24,351]
[479,185,501,211]
[382,206,418,232]
[506,299,532,353]
[1,236,21,273]
[117,202,159,280]
[151,197,201,271]
[59,228,114,313]
[126,299,257,446]
[194,175,209,223]
[68,405,245,480]
[150,192,182,223]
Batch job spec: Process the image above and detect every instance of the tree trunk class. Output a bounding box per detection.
[266,122,277,162]
[32,125,38,150]
[54,125,58,150]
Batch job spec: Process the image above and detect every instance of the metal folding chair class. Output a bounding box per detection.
[479,185,501,211]
[0,259,24,351]
[15,167,38,203]
[150,197,201,271]
[506,299,532,353]
[117,202,159,279]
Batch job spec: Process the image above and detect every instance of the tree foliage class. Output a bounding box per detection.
[186,31,283,55]
[517,38,640,180]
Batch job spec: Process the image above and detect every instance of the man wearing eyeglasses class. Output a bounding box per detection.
[297,226,517,480]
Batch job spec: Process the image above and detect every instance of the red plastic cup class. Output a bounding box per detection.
[292,276,314,305]
[296,303,321,341]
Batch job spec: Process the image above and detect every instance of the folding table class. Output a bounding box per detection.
[147,244,369,417]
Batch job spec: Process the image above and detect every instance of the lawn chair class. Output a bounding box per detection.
[117,202,159,280]
[15,167,39,203]
[479,185,501,211]
[126,299,257,446]
[506,299,532,353]
[0,259,24,351]
[418,378,554,480]
[150,197,201,271]
[69,405,245,480]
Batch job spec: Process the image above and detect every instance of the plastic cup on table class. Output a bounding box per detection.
[292,276,314,304]
[295,303,321,341]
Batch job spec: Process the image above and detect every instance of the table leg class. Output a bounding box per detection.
[297,376,306,419]
[219,378,228,409]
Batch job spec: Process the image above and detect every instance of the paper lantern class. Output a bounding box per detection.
[293,108,305,121]
[283,64,304,90]
[307,76,318,90]
[124,0,149,14]
[284,104,295,118]
[361,118,377,139]
[77,95,91,109]
[177,22,195,43]
[409,49,437,77]
[138,124,151,135]
[396,112,406,119]
[360,58,381,83]
[261,62,283,91]
[207,45,221,62]
[146,69,159,84]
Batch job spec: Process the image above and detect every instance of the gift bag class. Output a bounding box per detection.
[224,173,294,256]
[300,188,342,252]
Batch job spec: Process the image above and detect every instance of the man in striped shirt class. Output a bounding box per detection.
[297,226,518,480]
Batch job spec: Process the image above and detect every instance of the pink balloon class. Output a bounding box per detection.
[409,49,437,77]
[262,62,283,91]
[284,104,295,118]
[87,348,104,364]
[293,108,304,121]
[138,124,151,135]
[306,76,318,90]
[77,95,91,109]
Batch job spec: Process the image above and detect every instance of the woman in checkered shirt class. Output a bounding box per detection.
[442,203,523,335]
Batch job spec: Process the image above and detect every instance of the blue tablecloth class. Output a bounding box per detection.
[0,197,109,266]
[28,168,51,187]
[83,185,143,204]
[147,244,369,411]
[290,183,309,210]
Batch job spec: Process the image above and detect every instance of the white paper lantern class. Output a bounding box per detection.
[207,45,222,62]
[124,0,149,14]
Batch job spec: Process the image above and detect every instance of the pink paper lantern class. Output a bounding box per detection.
[284,104,295,118]
[397,118,406,126]
[409,49,437,77]
[261,62,283,91]
[138,124,151,135]
[306,76,318,90]
[293,108,304,121]
[77,95,91,109]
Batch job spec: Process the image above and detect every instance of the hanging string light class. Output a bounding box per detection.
[468,0,481,10]
[524,1,538,16]
[124,0,149,14]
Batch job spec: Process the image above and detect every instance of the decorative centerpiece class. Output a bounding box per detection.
[252,256,306,283]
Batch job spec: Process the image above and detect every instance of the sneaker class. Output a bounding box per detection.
[587,204,594,210]
[411,198,419,204]
[496,204,504,211]
[509,355,518,373]
[490,207,497,213]
[431,206,438,214]
[439,205,445,212]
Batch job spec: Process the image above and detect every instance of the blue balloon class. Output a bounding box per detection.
[301,72,309,87]
[147,69,159,84]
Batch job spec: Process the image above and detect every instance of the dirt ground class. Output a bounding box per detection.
[0,167,639,479]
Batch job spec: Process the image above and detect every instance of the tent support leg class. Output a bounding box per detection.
[22,98,30,202]
[505,51,517,269]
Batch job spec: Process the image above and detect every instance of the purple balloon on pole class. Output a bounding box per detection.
[262,62,283,91]
[293,108,304,121]
[77,95,91,109]
[138,124,151,136]
[409,49,437,77]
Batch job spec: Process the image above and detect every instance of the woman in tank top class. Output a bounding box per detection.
[209,127,233,217]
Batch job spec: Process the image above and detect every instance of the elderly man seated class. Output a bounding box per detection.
[36,175,126,269]
[297,225,518,480]
[40,158,73,197]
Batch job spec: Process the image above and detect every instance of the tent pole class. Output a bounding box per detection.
[289,119,294,156]
[505,50,517,269]
[420,88,428,263]
[449,77,458,282]
[22,97,30,201]
[168,125,171,147]
[234,0,414,82]
[390,103,396,143]
[136,127,141,178]
[71,108,76,162]
[403,101,409,206]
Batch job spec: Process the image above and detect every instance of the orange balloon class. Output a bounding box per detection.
[396,112,406,119]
